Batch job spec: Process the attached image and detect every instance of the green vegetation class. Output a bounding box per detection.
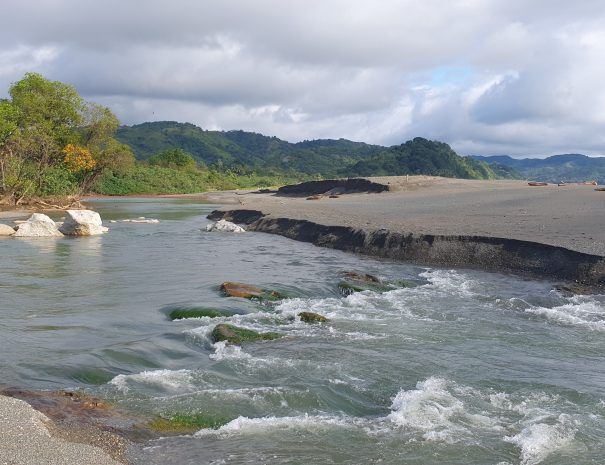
[168,308,235,320]
[0,73,136,203]
[0,72,520,204]
[475,154,605,184]
[148,413,233,433]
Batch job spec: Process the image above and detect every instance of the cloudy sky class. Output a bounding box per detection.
[1,0,604,156]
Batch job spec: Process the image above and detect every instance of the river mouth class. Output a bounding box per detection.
[2,198,605,465]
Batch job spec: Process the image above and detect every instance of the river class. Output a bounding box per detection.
[1,198,604,465]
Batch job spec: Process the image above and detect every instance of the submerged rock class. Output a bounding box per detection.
[0,223,15,236]
[298,312,328,323]
[168,308,235,320]
[211,323,280,344]
[59,209,108,236]
[338,271,395,295]
[342,271,381,283]
[220,282,284,300]
[205,220,245,233]
[14,213,63,237]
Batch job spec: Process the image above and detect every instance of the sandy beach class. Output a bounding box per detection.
[207,176,605,257]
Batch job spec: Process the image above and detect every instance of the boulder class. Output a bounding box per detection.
[220,282,284,300]
[211,323,280,345]
[298,312,328,323]
[59,210,108,236]
[0,223,15,236]
[14,213,63,237]
[205,220,245,233]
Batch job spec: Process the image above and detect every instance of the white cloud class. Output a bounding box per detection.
[0,0,604,156]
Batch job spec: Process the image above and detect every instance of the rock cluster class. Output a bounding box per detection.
[11,210,108,237]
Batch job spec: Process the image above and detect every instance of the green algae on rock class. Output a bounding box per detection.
[211,323,281,344]
[168,308,235,320]
[298,311,328,323]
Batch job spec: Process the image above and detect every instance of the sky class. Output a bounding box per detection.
[1,0,604,157]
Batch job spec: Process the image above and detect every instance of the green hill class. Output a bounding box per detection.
[116,121,518,180]
[474,154,605,184]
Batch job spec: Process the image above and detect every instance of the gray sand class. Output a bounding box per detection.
[0,395,122,465]
[208,176,605,256]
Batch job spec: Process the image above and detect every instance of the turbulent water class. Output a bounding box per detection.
[2,198,605,465]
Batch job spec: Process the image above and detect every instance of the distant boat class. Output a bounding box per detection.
[528,181,548,186]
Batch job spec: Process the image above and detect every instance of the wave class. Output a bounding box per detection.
[109,369,196,393]
[194,413,365,438]
[524,296,605,331]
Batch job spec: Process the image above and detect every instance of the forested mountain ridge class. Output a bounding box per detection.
[474,154,605,183]
[117,121,517,180]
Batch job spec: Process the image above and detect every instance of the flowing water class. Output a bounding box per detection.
[1,199,605,465]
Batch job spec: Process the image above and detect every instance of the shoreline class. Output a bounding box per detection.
[206,176,605,288]
[0,394,126,465]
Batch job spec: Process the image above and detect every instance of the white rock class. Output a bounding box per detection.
[14,213,63,237]
[0,223,15,236]
[205,219,246,233]
[59,210,107,236]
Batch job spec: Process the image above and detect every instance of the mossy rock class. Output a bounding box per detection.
[394,279,419,288]
[147,413,233,433]
[298,312,328,323]
[168,308,235,320]
[220,282,285,301]
[211,323,281,345]
[337,280,393,295]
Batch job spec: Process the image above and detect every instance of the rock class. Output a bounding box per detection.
[306,195,322,200]
[14,213,63,237]
[205,219,245,233]
[338,271,394,295]
[298,312,328,323]
[277,178,389,197]
[554,282,595,295]
[59,210,108,236]
[220,282,284,300]
[168,308,235,320]
[0,223,15,236]
[211,323,280,344]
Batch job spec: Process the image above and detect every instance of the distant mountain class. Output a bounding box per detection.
[116,121,518,180]
[474,154,605,183]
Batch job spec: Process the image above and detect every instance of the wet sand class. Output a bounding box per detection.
[208,176,605,257]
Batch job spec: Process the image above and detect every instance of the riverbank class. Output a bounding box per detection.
[208,176,605,286]
[0,394,125,465]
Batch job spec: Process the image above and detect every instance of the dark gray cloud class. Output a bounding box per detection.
[1,0,604,156]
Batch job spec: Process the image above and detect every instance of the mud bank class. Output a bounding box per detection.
[209,209,605,287]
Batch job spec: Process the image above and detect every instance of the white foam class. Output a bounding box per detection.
[387,377,469,442]
[209,341,252,361]
[419,269,478,297]
[525,296,605,331]
[504,415,575,465]
[109,369,195,393]
[194,413,363,438]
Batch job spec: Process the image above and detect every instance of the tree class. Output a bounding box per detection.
[149,148,197,171]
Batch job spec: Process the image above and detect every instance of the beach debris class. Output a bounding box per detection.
[528,181,548,186]
[595,187,605,192]
[122,217,160,223]
[59,209,108,236]
[168,307,236,320]
[559,181,597,186]
[211,323,280,344]
[205,219,245,233]
[298,311,328,323]
[220,282,284,300]
[0,223,15,236]
[13,213,63,237]
[306,195,322,200]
